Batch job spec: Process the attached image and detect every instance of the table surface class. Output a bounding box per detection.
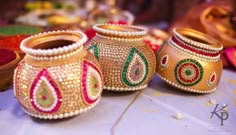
[0,69,236,135]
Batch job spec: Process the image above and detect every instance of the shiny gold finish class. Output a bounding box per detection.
[14,31,103,119]
[85,24,156,91]
[156,28,223,93]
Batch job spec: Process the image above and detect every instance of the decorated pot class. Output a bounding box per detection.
[156,28,223,93]
[85,24,156,91]
[14,30,103,119]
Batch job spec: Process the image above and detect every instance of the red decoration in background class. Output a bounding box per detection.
[107,20,128,25]
[0,34,28,52]
[222,47,236,69]
[84,28,96,40]
[144,39,160,53]
[0,48,16,66]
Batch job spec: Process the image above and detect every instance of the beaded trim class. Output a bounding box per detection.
[30,68,62,113]
[104,84,147,91]
[168,39,220,62]
[29,46,83,61]
[172,36,219,56]
[20,30,87,56]
[174,59,203,86]
[96,33,143,42]
[93,24,147,36]
[160,55,169,68]
[173,28,223,51]
[22,97,100,119]
[156,72,216,93]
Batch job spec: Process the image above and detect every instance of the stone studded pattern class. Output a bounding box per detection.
[14,53,102,116]
[122,48,148,86]
[85,37,156,90]
[88,44,99,60]
[174,59,203,86]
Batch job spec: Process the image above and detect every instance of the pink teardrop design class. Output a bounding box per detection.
[81,60,103,105]
[30,68,62,113]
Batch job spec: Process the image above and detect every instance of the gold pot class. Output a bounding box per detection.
[14,30,103,119]
[156,28,223,93]
[85,24,156,91]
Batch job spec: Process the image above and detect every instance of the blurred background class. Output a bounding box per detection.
[0,0,235,69]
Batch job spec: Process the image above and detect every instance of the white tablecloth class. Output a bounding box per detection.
[0,70,235,135]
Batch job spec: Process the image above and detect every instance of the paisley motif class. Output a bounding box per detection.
[88,44,99,60]
[160,55,168,68]
[81,60,102,105]
[122,48,148,86]
[30,68,62,113]
[207,72,216,87]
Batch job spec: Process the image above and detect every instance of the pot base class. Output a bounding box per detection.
[156,72,216,94]
[22,97,100,119]
[104,85,147,91]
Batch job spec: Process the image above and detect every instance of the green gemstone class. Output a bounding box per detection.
[174,59,203,86]
[135,69,140,75]
[185,70,191,75]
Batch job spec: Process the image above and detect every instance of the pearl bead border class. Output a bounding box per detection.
[207,72,217,87]
[96,33,143,42]
[104,84,148,91]
[126,53,146,84]
[20,30,87,56]
[156,72,216,93]
[173,28,223,51]
[29,45,83,61]
[168,39,220,62]
[30,76,62,112]
[93,23,147,37]
[22,97,100,119]
[160,55,169,68]
[173,35,219,54]
[86,66,103,100]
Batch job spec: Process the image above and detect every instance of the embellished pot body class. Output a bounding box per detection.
[14,31,103,119]
[85,24,156,91]
[156,28,223,93]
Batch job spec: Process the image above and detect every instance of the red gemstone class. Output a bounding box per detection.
[210,74,216,82]
[162,57,167,65]
[94,84,98,88]
[42,95,47,100]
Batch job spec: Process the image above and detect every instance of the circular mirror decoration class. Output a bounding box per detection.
[30,68,62,113]
[174,59,203,86]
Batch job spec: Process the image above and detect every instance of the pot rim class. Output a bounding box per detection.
[173,27,223,51]
[93,23,147,37]
[20,30,87,56]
